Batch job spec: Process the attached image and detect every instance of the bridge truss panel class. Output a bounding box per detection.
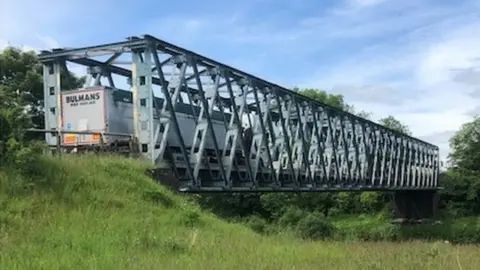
[38,35,441,192]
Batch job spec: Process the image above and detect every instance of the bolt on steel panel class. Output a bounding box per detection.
[39,35,441,192]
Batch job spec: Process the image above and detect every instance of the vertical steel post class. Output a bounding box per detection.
[132,48,155,163]
[42,61,62,148]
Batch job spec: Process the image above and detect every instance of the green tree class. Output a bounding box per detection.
[441,168,480,216]
[293,87,353,112]
[356,110,373,119]
[378,115,411,135]
[441,117,480,216]
[0,85,30,164]
[0,46,85,164]
[448,117,480,171]
[0,47,85,139]
[294,87,373,119]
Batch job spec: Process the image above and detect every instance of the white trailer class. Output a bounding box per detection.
[54,86,234,153]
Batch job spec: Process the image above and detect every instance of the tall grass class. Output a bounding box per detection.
[1,155,479,269]
[329,214,480,244]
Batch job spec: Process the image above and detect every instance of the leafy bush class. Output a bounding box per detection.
[178,208,203,228]
[359,192,383,212]
[277,207,307,228]
[296,212,335,240]
[245,215,269,234]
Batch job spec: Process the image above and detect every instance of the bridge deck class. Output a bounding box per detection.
[38,34,441,192]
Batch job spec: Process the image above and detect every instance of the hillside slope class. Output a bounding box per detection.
[1,155,479,270]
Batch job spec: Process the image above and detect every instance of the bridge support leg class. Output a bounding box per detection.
[42,61,62,150]
[392,190,439,222]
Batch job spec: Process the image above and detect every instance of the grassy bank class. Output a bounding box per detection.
[1,155,479,269]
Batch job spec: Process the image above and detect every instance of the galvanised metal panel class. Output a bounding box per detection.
[39,35,441,192]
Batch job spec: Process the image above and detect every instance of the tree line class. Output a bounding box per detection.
[1,46,479,242]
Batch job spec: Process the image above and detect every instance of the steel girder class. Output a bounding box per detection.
[38,35,441,192]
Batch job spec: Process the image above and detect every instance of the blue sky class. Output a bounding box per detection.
[1,0,480,162]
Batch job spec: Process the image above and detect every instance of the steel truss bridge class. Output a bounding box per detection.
[38,35,441,198]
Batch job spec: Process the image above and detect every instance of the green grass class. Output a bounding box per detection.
[1,155,479,269]
[331,214,480,244]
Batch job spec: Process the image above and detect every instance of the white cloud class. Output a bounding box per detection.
[417,23,480,86]
[453,67,480,86]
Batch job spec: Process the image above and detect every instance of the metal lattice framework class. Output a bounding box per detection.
[38,35,440,192]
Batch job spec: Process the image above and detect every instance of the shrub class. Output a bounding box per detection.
[277,207,306,228]
[296,212,335,240]
[245,215,269,234]
[180,208,202,227]
[359,192,383,212]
